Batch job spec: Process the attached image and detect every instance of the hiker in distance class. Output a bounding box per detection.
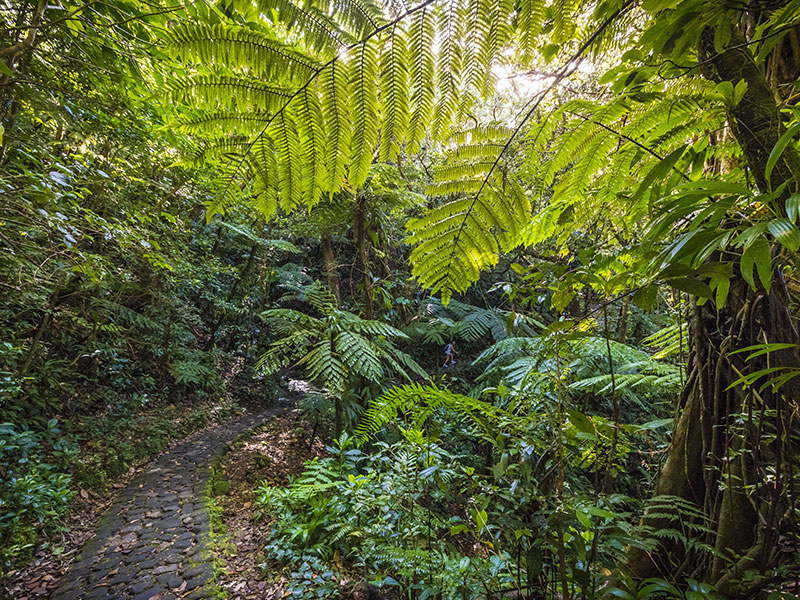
[443,341,457,368]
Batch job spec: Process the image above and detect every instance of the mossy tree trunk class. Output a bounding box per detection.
[321,232,340,303]
[630,21,800,592]
[353,192,373,320]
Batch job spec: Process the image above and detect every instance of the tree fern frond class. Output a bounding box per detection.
[165,23,319,80]
[304,339,347,392]
[349,37,380,188]
[175,109,272,136]
[516,0,547,61]
[321,61,352,194]
[474,0,513,95]
[262,307,319,331]
[356,382,497,443]
[253,133,279,217]
[408,171,530,302]
[323,0,385,38]
[444,143,504,161]
[552,0,580,43]
[542,99,630,185]
[433,161,496,183]
[448,122,514,145]
[433,0,464,136]
[407,6,435,154]
[256,0,353,53]
[302,281,338,315]
[183,136,252,165]
[271,109,303,210]
[167,75,296,112]
[296,87,327,207]
[255,330,315,372]
[378,25,409,163]
[335,331,383,381]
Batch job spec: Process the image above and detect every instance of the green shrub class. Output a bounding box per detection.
[0,420,76,574]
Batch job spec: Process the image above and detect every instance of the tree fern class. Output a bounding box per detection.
[257,282,425,395]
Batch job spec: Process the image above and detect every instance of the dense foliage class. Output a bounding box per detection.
[3,0,800,598]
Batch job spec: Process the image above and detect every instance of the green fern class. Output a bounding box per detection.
[256,282,426,395]
[356,381,498,443]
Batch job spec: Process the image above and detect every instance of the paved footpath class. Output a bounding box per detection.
[52,411,272,600]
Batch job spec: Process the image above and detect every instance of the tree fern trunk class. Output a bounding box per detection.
[353,193,373,319]
[321,232,340,303]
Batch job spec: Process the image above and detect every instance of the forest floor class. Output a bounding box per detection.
[0,408,273,600]
[0,398,364,600]
[213,405,326,599]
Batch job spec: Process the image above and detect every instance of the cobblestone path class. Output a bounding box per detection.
[52,411,273,600]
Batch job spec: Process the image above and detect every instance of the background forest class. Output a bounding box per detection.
[1,0,800,599]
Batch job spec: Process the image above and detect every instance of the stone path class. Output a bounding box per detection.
[52,411,273,600]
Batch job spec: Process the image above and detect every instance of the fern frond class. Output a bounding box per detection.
[261,307,319,332]
[356,382,497,443]
[473,0,513,95]
[183,136,252,165]
[302,282,338,315]
[167,75,295,112]
[408,172,530,302]
[271,109,302,210]
[349,37,380,188]
[321,0,385,38]
[303,339,347,392]
[296,87,327,207]
[406,6,435,154]
[516,0,547,61]
[165,23,319,80]
[552,0,580,43]
[378,25,409,163]
[321,61,352,194]
[433,0,464,135]
[255,330,315,373]
[256,0,353,53]
[335,331,383,381]
[175,109,272,137]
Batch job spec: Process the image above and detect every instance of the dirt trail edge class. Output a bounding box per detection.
[52,410,277,600]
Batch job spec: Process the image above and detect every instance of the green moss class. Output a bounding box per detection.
[211,478,231,497]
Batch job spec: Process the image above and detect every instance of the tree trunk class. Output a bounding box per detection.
[321,232,340,303]
[630,21,800,587]
[616,294,630,343]
[353,193,373,319]
[0,0,47,156]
